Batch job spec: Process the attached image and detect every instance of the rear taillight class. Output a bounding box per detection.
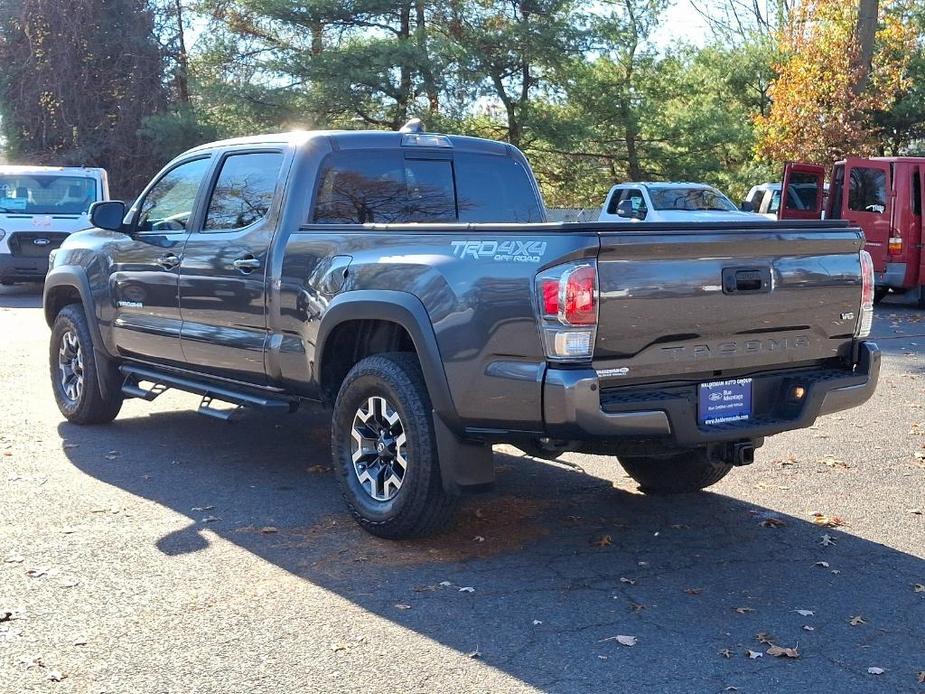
[888,235,903,256]
[856,250,874,338]
[535,261,598,360]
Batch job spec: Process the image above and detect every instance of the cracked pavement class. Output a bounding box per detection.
[1,284,923,693]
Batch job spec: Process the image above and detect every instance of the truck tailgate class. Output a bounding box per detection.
[593,222,865,383]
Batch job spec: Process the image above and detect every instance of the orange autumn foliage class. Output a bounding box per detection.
[755,0,915,164]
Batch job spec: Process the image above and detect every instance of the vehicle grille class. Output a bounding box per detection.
[6,232,69,258]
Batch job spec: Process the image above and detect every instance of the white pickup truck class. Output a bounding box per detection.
[0,166,109,285]
[599,182,768,223]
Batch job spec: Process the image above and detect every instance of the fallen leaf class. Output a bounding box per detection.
[4,554,24,564]
[394,603,411,610]
[812,513,848,528]
[913,584,924,593]
[734,607,754,614]
[759,517,786,528]
[630,602,645,613]
[746,649,763,659]
[19,655,44,669]
[719,648,734,658]
[766,645,800,658]
[191,505,214,512]
[592,534,613,547]
[260,526,278,534]
[25,567,48,578]
[473,535,485,543]
[73,637,87,646]
[104,451,120,460]
[755,632,775,644]
[620,577,636,585]
[794,609,815,617]
[867,667,885,675]
[532,619,542,625]
[637,561,649,567]
[201,516,219,523]
[814,561,830,568]
[802,625,815,631]
[820,534,837,547]
[438,581,452,587]
[917,671,925,684]
[818,455,850,469]
[600,634,637,646]
[47,671,66,682]
[685,587,704,596]
[458,586,475,593]
[467,647,481,659]
[849,615,867,626]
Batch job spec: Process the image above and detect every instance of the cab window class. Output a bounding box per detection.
[848,167,886,214]
[203,152,283,231]
[136,158,211,232]
[621,189,648,217]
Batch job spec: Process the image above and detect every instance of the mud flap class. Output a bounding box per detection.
[433,412,494,495]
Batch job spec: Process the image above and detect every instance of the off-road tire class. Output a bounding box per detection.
[619,450,732,494]
[49,304,123,424]
[331,352,457,539]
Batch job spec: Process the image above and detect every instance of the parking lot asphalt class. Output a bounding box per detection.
[0,284,922,694]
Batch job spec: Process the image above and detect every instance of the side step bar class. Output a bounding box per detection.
[120,365,299,420]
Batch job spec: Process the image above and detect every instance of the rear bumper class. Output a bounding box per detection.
[876,262,907,289]
[0,253,49,282]
[543,342,880,447]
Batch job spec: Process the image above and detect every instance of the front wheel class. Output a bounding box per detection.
[49,305,123,424]
[331,352,457,539]
[619,449,732,494]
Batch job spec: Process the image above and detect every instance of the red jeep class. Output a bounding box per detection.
[781,158,924,303]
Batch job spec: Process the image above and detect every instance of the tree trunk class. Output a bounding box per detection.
[415,0,438,112]
[311,21,323,56]
[395,3,412,128]
[853,0,879,95]
[173,0,190,105]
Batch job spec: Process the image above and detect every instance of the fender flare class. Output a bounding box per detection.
[315,290,459,427]
[316,291,495,494]
[44,265,119,400]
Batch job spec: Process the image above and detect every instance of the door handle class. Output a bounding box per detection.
[156,253,181,270]
[232,255,261,273]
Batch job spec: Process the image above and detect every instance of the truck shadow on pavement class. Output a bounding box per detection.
[0,284,42,309]
[58,407,924,693]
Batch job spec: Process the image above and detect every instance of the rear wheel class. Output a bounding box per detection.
[331,352,457,539]
[619,449,732,494]
[49,305,123,424]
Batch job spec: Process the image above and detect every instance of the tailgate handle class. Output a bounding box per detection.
[722,267,771,294]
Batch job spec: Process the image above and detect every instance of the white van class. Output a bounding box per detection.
[0,166,109,284]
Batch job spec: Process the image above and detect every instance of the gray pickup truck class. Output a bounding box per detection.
[44,127,880,538]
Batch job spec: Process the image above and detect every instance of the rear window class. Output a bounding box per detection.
[648,186,737,212]
[784,172,820,210]
[311,149,542,224]
[0,175,98,215]
[848,167,886,214]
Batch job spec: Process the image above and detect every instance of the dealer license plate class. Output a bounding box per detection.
[698,378,752,426]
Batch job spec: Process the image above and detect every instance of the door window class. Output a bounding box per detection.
[136,158,211,232]
[784,172,820,211]
[620,189,648,217]
[848,167,887,214]
[829,165,845,219]
[203,152,283,231]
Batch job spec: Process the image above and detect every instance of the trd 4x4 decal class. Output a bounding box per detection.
[450,239,547,263]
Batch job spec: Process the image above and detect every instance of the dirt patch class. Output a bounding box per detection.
[274,495,552,572]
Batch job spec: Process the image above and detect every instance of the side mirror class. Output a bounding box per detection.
[89,201,126,232]
[740,200,755,213]
[616,199,638,219]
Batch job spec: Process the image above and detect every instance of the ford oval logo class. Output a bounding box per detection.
[33,238,50,246]
[709,392,723,402]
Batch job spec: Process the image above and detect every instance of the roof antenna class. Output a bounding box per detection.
[399,118,424,133]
